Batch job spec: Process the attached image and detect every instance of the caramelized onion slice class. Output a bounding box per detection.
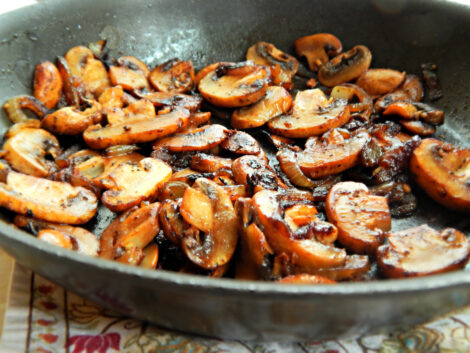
[377,225,470,278]
[0,171,97,224]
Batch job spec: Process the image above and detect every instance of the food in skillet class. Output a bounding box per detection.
[1,34,469,282]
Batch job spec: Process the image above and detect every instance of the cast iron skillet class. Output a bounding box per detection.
[0,0,470,341]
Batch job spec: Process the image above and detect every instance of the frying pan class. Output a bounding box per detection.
[0,0,470,342]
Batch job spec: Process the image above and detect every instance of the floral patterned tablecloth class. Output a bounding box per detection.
[1,264,470,353]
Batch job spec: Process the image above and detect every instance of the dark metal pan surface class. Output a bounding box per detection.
[0,0,470,341]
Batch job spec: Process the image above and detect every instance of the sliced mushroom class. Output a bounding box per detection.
[56,56,81,106]
[41,101,103,135]
[231,86,293,129]
[0,171,97,224]
[198,62,269,108]
[140,243,159,269]
[377,225,470,278]
[263,132,296,150]
[268,89,350,138]
[159,199,187,245]
[99,202,160,260]
[109,56,150,91]
[190,153,232,173]
[375,75,424,111]
[64,46,110,98]
[382,101,444,126]
[326,182,391,254]
[232,155,279,192]
[4,120,42,139]
[318,45,372,87]
[181,178,238,270]
[298,129,370,179]
[149,58,194,93]
[3,128,60,177]
[277,274,337,284]
[294,33,342,72]
[153,124,229,152]
[158,180,190,201]
[3,95,49,123]
[98,86,126,113]
[37,229,73,250]
[330,83,373,121]
[33,61,63,109]
[246,41,299,87]
[220,131,260,155]
[140,91,202,112]
[100,157,172,212]
[83,108,190,149]
[252,189,347,271]
[399,120,436,136]
[15,215,99,256]
[180,186,214,233]
[410,138,470,212]
[355,69,405,96]
[106,99,156,125]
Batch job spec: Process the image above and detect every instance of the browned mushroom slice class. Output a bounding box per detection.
[268,89,350,138]
[41,101,103,135]
[109,56,150,91]
[246,41,299,87]
[99,202,161,260]
[37,229,73,249]
[100,157,172,212]
[149,58,194,93]
[410,138,470,212]
[276,148,315,188]
[3,95,49,124]
[33,61,63,109]
[377,225,470,278]
[188,112,211,128]
[399,120,436,136]
[375,75,424,111]
[330,83,373,121]
[159,199,187,245]
[294,33,342,72]
[83,108,190,149]
[231,86,293,129]
[0,171,97,224]
[98,86,126,113]
[153,124,229,152]
[193,62,231,86]
[180,186,213,233]
[198,62,269,108]
[65,46,110,98]
[115,247,144,265]
[140,91,202,112]
[15,215,99,256]
[326,182,391,254]
[252,189,347,270]
[106,99,156,125]
[264,133,296,150]
[232,155,279,192]
[140,243,159,269]
[307,254,370,281]
[159,181,190,201]
[382,101,445,126]
[355,69,405,96]
[220,131,260,155]
[278,274,337,284]
[181,178,238,270]
[3,128,60,177]
[169,168,205,184]
[318,45,372,87]
[298,129,370,179]
[190,153,232,173]
[56,56,80,106]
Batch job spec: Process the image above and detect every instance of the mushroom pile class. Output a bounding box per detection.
[1,33,469,283]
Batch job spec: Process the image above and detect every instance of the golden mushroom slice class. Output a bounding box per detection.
[190,153,232,173]
[152,124,229,152]
[106,99,156,125]
[180,178,238,270]
[232,155,280,192]
[41,101,103,135]
[375,74,424,111]
[252,189,347,271]
[231,86,293,129]
[15,216,99,256]
[355,69,405,96]
[180,186,214,233]
[277,274,337,284]
[330,83,373,121]
[99,202,161,260]
[64,45,110,98]
[0,171,97,224]
[220,131,260,155]
[109,56,151,91]
[98,86,126,112]
[268,89,350,138]
[298,129,370,179]
[149,58,195,93]
[377,225,470,278]
[410,138,470,212]
[140,91,203,112]
[294,33,342,72]
[100,157,172,212]
[246,41,299,87]
[198,61,269,108]
[83,108,190,149]
[318,45,372,87]
[33,61,63,109]
[3,128,60,177]
[326,182,391,254]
